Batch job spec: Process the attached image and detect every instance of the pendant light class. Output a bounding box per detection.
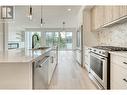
[62,21,66,32]
[40,6,43,27]
[28,6,32,20]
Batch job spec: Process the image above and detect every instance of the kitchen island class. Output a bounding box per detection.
[0,46,58,89]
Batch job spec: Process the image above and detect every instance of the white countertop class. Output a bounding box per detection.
[109,51,127,58]
[0,48,52,63]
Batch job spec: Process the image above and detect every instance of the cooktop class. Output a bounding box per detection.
[93,46,127,51]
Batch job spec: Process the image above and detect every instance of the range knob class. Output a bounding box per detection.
[102,52,106,55]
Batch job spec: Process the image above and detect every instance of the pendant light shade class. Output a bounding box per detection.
[40,6,45,27]
[41,18,43,27]
[28,6,32,20]
[62,21,66,32]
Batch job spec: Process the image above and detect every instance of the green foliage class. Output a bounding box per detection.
[46,32,66,49]
[33,32,41,48]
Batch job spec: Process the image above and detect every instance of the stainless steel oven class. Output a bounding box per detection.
[89,46,127,89]
[89,52,108,89]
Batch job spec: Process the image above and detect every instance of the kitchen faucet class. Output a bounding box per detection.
[32,34,39,48]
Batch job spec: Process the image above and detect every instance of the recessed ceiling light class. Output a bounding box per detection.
[67,8,72,11]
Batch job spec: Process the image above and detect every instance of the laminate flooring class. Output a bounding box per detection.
[49,51,97,89]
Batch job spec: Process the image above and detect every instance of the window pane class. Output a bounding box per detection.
[59,32,66,50]
[66,32,72,49]
[45,32,54,47]
[45,32,73,50]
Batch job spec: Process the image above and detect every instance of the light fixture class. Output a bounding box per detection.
[28,6,32,20]
[40,6,44,28]
[41,18,43,27]
[62,21,66,32]
[67,8,71,11]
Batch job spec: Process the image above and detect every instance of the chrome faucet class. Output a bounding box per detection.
[32,34,39,48]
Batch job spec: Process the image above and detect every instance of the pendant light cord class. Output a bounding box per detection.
[30,6,32,15]
[63,21,65,31]
[41,6,43,24]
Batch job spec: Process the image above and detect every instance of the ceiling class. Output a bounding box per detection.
[9,6,82,31]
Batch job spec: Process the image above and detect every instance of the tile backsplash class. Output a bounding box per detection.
[98,22,127,47]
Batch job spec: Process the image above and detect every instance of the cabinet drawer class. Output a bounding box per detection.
[85,55,89,64]
[111,64,127,89]
[111,55,127,69]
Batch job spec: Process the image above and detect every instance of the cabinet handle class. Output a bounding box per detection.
[51,56,54,63]
[123,62,127,64]
[123,78,127,82]
[101,58,105,60]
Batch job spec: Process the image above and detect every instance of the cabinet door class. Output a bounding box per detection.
[111,63,127,89]
[103,6,113,24]
[112,6,120,21]
[92,6,104,30]
[48,49,58,84]
[84,10,91,32]
[76,50,81,64]
[48,51,55,84]
[119,6,127,18]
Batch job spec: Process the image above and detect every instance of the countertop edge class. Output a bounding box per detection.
[109,51,127,58]
[0,47,53,64]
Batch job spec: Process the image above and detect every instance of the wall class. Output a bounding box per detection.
[8,6,82,49]
[98,22,127,47]
[0,6,8,51]
[0,22,4,51]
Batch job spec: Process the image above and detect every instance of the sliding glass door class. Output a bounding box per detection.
[45,32,72,50]
[66,32,72,49]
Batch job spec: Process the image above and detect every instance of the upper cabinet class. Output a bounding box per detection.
[91,6,127,31]
[119,6,127,17]
[112,6,120,21]
[103,6,113,24]
[91,6,104,30]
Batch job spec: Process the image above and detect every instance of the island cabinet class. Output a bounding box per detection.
[0,47,58,89]
[111,54,127,89]
[0,63,33,89]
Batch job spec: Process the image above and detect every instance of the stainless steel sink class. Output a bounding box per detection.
[32,47,50,50]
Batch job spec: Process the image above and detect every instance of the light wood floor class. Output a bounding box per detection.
[49,51,97,89]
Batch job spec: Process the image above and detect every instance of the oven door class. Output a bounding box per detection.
[89,52,107,89]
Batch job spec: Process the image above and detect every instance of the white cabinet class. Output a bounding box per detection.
[84,47,90,71]
[111,54,127,89]
[76,50,81,64]
[48,46,58,84]
[111,63,127,89]
[0,63,32,89]
[75,49,82,65]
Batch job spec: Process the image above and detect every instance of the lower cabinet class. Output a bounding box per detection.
[111,54,127,89]
[111,63,127,89]
[48,47,58,84]
[0,63,33,89]
[84,47,90,71]
[76,50,81,64]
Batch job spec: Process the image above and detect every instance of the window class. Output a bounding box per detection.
[45,32,73,50]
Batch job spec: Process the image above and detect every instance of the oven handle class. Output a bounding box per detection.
[90,52,107,61]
